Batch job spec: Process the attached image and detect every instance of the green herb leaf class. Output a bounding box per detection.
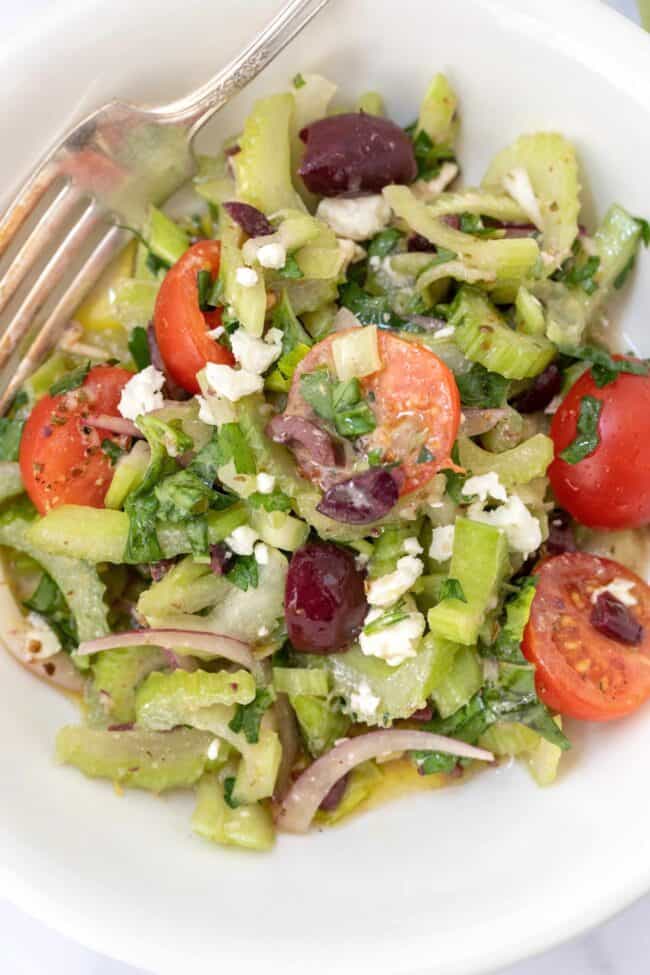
[458,213,500,238]
[227,553,259,591]
[363,599,410,635]
[223,776,241,809]
[367,448,384,466]
[101,439,125,466]
[300,367,334,421]
[409,128,456,181]
[24,573,77,651]
[49,361,91,397]
[367,228,401,260]
[197,269,214,312]
[124,491,162,563]
[215,422,256,475]
[489,576,537,663]
[128,326,151,370]
[442,467,467,504]
[339,281,406,328]
[300,369,376,440]
[563,345,649,388]
[635,216,650,247]
[292,72,306,90]
[455,363,509,408]
[0,417,24,461]
[439,578,467,602]
[278,255,303,279]
[184,515,209,558]
[555,253,601,295]
[559,395,603,463]
[228,687,275,743]
[247,490,292,512]
[154,469,214,522]
[614,255,636,290]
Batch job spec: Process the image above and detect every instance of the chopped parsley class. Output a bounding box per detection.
[128,326,151,370]
[0,417,24,461]
[455,363,509,408]
[559,395,603,463]
[49,361,91,397]
[300,368,376,439]
[563,345,649,387]
[247,490,292,512]
[363,599,410,635]
[226,554,259,592]
[439,578,467,603]
[24,572,77,651]
[228,687,275,744]
[223,776,241,809]
[278,255,303,279]
[101,439,125,466]
[292,72,306,90]
[417,445,434,464]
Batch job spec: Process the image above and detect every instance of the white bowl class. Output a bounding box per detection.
[1,1,649,973]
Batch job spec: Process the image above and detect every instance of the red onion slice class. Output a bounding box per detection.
[83,415,142,438]
[75,628,255,671]
[277,730,493,833]
[460,408,510,437]
[273,693,301,802]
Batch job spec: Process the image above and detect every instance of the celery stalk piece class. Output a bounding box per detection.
[480,407,525,454]
[112,279,159,330]
[273,667,330,697]
[525,717,563,786]
[482,132,580,268]
[384,185,539,299]
[193,151,236,208]
[220,214,267,337]
[56,726,216,792]
[22,352,77,404]
[0,501,109,642]
[249,508,309,552]
[416,260,489,293]
[430,645,483,719]
[515,286,546,336]
[428,518,510,645]
[139,547,288,646]
[87,646,168,725]
[479,721,540,756]
[415,74,458,144]
[104,441,150,510]
[273,278,339,315]
[332,325,381,380]
[231,728,283,804]
[135,669,256,730]
[235,93,305,214]
[137,556,228,619]
[291,74,338,206]
[146,206,190,266]
[242,211,322,267]
[457,433,554,488]
[0,462,24,504]
[302,302,338,341]
[356,91,385,116]
[27,502,248,564]
[449,286,556,379]
[316,761,383,826]
[428,189,529,223]
[192,773,275,851]
[290,694,350,756]
[586,204,643,314]
[368,523,421,579]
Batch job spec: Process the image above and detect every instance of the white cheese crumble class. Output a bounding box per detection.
[502,167,544,230]
[257,242,287,269]
[203,362,263,401]
[118,365,165,421]
[254,542,269,566]
[235,266,259,288]
[591,577,638,607]
[463,472,508,504]
[207,739,221,762]
[196,393,237,427]
[264,327,284,346]
[429,524,455,563]
[354,552,370,571]
[434,325,456,339]
[403,537,423,556]
[257,625,270,638]
[468,495,542,556]
[365,556,424,607]
[412,161,459,201]
[225,525,259,556]
[359,606,426,667]
[349,681,381,719]
[256,472,276,494]
[206,325,225,340]
[24,612,61,659]
[544,394,563,415]
[230,327,281,375]
[316,194,392,242]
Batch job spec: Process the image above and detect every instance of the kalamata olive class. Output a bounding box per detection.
[209,543,233,575]
[285,542,367,654]
[299,113,417,197]
[590,591,643,646]
[407,233,437,253]
[266,414,339,469]
[510,363,562,414]
[546,509,576,555]
[316,467,400,524]
[223,201,273,238]
[319,773,350,811]
[149,557,177,582]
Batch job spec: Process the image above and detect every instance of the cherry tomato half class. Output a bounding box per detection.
[153,240,234,394]
[19,365,133,514]
[523,552,650,721]
[549,361,650,529]
[286,330,460,494]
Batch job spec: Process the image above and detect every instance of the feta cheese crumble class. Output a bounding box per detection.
[230,327,282,375]
[254,542,269,566]
[24,612,61,659]
[365,556,424,607]
[463,472,508,504]
[434,325,456,339]
[359,605,426,667]
[316,194,392,242]
[235,266,259,288]
[207,739,221,762]
[591,578,638,607]
[256,472,276,494]
[196,393,237,427]
[203,361,263,401]
[257,242,287,269]
[429,524,455,563]
[206,325,225,340]
[225,525,259,556]
[349,681,381,719]
[118,365,165,421]
[468,495,542,556]
[403,537,423,556]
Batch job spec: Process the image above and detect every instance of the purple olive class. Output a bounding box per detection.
[546,509,576,555]
[266,414,339,469]
[407,233,437,253]
[317,467,400,524]
[285,542,367,654]
[209,543,234,575]
[510,363,562,414]
[149,557,177,582]
[299,113,417,197]
[319,773,350,811]
[590,591,643,645]
[222,201,273,238]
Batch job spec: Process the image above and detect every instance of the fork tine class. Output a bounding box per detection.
[0,162,59,261]
[0,203,102,371]
[0,225,128,414]
[0,182,82,317]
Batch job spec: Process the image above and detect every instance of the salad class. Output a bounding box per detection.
[2,70,649,851]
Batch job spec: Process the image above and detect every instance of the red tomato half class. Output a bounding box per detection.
[286,330,460,494]
[549,361,650,529]
[19,365,133,514]
[153,240,234,394]
[523,553,650,721]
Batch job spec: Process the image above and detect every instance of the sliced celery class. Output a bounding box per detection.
[479,721,540,756]
[22,352,76,404]
[430,645,483,719]
[302,302,338,341]
[331,325,382,380]
[231,729,282,804]
[291,694,350,756]
[458,433,553,488]
[532,279,589,347]
[0,462,23,504]
[276,278,339,315]
[428,518,509,645]
[249,508,309,551]
[146,206,189,266]
[525,717,563,786]
[368,524,419,579]
[234,93,304,214]
[316,761,383,826]
[273,667,330,697]
[586,204,643,315]
[56,726,215,792]
[191,773,274,851]
[220,214,267,337]
[483,133,580,267]
[428,189,528,223]
[104,442,150,510]
[135,670,256,730]
[515,286,546,336]
[416,73,457,144]
[112,279,159,330]
[356,91,385,116]
[449,286,556,380]
[87,647,167,726]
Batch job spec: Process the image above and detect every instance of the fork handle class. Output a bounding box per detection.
[153,0,332,132]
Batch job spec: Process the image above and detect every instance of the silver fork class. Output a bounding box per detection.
[0,0,331,413]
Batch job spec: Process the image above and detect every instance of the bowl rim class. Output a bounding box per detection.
[2,1,650,973]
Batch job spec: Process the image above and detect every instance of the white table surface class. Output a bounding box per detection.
[1,0,646,972]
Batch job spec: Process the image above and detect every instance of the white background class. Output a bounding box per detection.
[0,0,646,972]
